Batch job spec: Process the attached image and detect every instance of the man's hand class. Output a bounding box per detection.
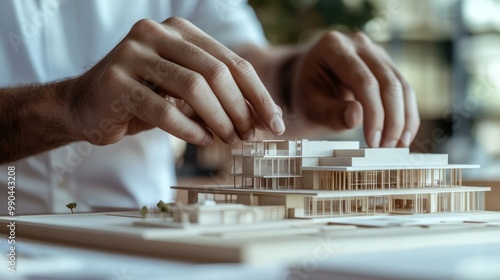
[71,17,285,146]
[290,31,419,147]
[1,17,287,163]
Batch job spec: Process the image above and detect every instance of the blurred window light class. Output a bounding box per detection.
[342,0,365,13]
[468,76,500,114]
[474,120,500,156]
[460,35,500,79]
[463,0,500,32]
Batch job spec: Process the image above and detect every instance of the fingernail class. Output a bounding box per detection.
[203,134,214,146]
[271,114,286,135]
[228,132,239,145]
[383,139,398,148]
[243,129,255,141]
[401,130,412,147]
[371,130,381,148]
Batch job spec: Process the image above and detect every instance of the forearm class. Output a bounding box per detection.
[0,80,79,163]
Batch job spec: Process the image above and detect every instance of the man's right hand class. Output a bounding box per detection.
[70,17,285,146]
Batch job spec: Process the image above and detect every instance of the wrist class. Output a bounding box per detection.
[51,77,85,142]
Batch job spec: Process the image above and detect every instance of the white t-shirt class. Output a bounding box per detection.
[0,0,266,214]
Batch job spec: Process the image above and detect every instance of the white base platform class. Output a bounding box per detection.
[2,211,500,263]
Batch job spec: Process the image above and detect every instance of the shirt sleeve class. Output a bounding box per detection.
[182,0,268,48]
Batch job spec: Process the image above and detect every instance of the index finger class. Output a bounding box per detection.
[161,17,285,135]
[317,32,385,147]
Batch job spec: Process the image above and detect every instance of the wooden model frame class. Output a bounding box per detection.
[174,140,490,218]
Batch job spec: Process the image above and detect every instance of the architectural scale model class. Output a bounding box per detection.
[173,139,490,221]
[2,139,499,265]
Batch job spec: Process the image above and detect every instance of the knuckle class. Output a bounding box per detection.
[164,16,189,28]
[352,34,374,56]
[356,71,379,91]
[258,93,273,108]
[155,102,174,122]
[206,62,231,83]
[353,31,371,47]
[322,31,343,45]
[116,40,141,57]
[380,72,403,96]
[180,73,206,97]
[319,32,353,57]
[100,65,124,84]
[128,89,147,112]
[130,18,161,39]
[228,56,254,77]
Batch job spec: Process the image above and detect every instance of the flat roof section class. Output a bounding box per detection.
[172,186,491,198]
[301,164,480,171]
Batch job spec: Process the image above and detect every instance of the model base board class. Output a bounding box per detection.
[2,211,500,263]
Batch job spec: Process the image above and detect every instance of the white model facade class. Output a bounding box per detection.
[170,202,285,225]
[174,140,489,218]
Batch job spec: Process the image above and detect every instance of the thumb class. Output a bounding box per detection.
[304,96,363,131]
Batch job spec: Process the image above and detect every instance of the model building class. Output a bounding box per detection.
[173,140,489,219]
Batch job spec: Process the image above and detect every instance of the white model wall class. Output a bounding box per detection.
[301,141,359,157]
[301,141,359,167]
[334,148,409,157]
[319,154,448,167]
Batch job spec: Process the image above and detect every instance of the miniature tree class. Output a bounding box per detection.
[156,200,170,220]
[157,200,165,208]
[66,202,77,214]
[157,200,170,213]
[141,206,149,219]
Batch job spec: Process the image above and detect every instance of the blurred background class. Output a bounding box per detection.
[176,0,500,182]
